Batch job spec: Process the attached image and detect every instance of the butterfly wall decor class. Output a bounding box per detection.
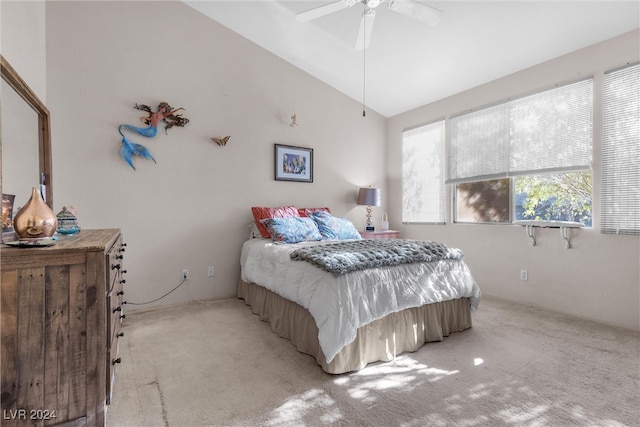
[211,136,231,146]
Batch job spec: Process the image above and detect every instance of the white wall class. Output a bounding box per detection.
[1,1,47,215]
[387,30,640,330]
[41,1,386,308]
[0,0,47,102]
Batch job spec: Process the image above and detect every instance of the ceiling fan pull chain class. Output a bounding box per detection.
[362,5,367,117]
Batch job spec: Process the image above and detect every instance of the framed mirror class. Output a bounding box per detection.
[1,54,53,240]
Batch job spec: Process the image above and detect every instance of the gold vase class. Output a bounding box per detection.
[13,187,58,240]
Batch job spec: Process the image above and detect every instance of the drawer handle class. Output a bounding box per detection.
[116,255,124,260]
[117,332,124,338]
[117,290,124,295]
[111,263,121,270]
[120,280,126,285]
[112,358,121,365]
[113,307,122,313]
[120,314,126,319]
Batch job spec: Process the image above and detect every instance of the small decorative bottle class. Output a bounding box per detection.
[56,207,81,235]
[380,212,389,231]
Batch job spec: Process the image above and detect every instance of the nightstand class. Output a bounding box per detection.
[359,230,400,239]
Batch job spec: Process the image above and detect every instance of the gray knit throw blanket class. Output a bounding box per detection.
[290,239,464,275]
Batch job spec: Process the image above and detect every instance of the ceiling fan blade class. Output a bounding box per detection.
[388,0,442,26]
[296,0,354,23]
[355,9,376,50]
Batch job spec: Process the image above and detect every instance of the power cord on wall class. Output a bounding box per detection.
[125,277,233,306]
[126,278,187,306]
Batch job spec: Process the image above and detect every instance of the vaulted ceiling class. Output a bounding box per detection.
[185,1,640,117]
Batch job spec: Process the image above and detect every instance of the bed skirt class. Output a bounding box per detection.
[237,279,473,374]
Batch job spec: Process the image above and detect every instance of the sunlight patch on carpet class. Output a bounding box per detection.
[334,356,460,404]
[498,403,550,424]
[262,388,343,427]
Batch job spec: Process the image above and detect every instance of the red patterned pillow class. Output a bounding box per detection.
[251,206,300,238]
[297,207,331,217]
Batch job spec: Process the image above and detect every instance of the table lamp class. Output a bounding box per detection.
[357,187,381,231]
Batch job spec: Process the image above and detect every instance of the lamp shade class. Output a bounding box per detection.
[357,187,381,207]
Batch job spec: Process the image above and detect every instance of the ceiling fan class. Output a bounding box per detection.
[296,0,442,50]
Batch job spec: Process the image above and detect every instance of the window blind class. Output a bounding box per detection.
[447,79,593,184]
[601,63,640,235]
[402,121,445,223]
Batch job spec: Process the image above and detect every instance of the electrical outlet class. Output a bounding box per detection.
[520,269,528,281]
[208,267,215,277]
[182,269,189,280]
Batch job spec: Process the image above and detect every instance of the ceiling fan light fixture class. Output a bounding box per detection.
[297,0,443,52]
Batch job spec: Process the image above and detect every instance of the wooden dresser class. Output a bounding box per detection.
[1,229,126,426]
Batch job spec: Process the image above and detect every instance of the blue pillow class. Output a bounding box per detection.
[309,211,362,240]
[261,217,323,244]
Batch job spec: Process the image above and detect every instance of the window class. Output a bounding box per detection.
[454,173,592,225]
[402,121,445,223]
[456,178,510,223]
[448,79,593,225]
[514,173,592,225]
[601,63,640,235]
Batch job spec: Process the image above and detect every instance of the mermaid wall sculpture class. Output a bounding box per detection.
[118,102,189,170]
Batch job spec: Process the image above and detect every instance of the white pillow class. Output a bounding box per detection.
[248,221,262,239]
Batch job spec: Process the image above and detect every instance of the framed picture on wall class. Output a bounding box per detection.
[274,144,313,183]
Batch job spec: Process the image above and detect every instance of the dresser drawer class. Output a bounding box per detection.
[108,292,124,343]
[107,333,123,404]
[107,235,125,293]
[105,236,125,405]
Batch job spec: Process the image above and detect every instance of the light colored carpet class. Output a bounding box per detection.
[107,295,639,427]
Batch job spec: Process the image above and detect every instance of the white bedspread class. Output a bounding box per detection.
[240,238,481,363]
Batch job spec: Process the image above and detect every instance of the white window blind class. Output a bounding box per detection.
[402,121,445,223]
[448,103,510,182]
[448,79,593,184]
[601,63,640,235]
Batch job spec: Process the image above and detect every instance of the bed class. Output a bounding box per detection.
[238,207,481,374]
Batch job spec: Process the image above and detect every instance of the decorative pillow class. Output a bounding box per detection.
[248,221,263,239]
[251,206,300,238]
[261,217,323,244]
[309,211,362,240]
[298,207,331,217]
